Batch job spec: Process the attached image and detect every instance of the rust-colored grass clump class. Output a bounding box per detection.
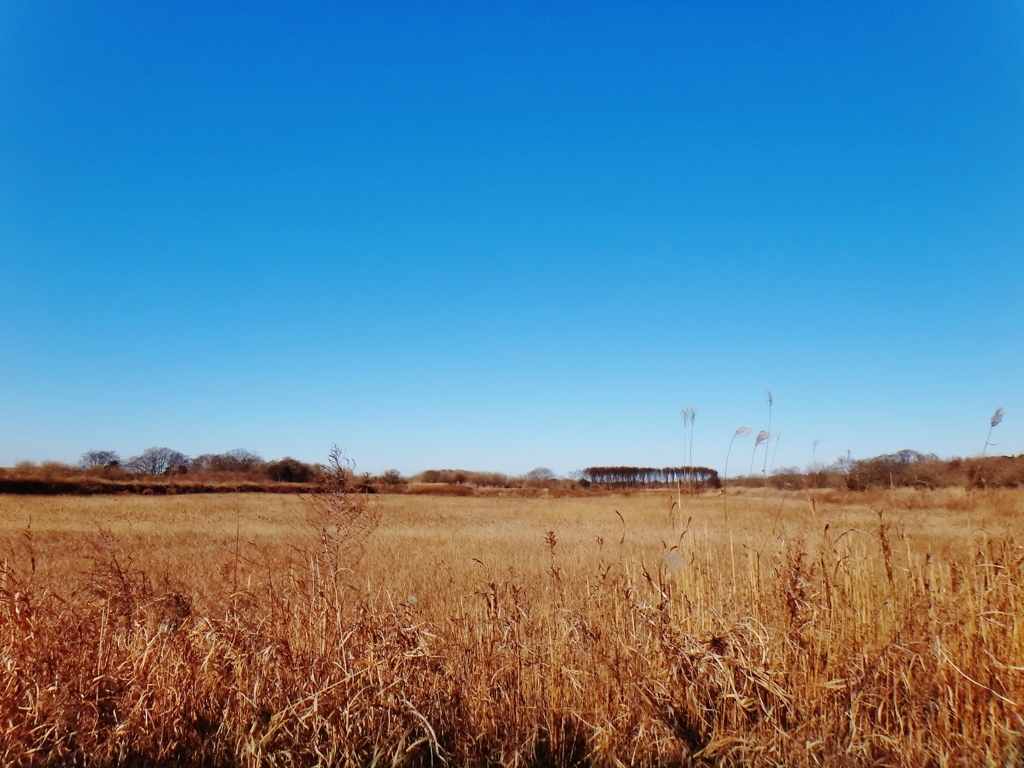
[1,489,1022,766]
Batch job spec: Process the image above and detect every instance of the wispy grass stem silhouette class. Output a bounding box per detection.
[749,431,769,480]
[982,407,1004,456]
[762,389,773,482]
[724,426,752,591]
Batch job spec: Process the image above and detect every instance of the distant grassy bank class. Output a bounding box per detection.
[4,450,1024,496]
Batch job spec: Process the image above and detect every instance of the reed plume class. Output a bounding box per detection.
[749,430,769,478]
[982,407,1005,456]
[679,406,697,499]
[724,427,753,492]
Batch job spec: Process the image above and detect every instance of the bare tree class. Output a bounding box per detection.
[380,469,404,486]
[124,447,190,475]
[226,448,263,469]
[525,467,557,481]
[79,450,121,469]
[192,449,264,473]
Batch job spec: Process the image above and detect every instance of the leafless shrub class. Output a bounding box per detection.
[304,445,381,577]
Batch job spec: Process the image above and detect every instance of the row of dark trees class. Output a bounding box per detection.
[583,466,721,489]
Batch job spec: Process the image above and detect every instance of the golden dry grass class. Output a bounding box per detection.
[1,488,1022,766]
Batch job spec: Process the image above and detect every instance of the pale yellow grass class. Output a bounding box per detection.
[1,488,1022,766]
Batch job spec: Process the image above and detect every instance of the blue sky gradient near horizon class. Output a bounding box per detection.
[1,1,1022,476]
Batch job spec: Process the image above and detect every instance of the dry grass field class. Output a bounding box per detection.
[1,487,1022,766]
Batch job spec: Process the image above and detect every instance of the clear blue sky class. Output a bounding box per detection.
[1,1,1022,475]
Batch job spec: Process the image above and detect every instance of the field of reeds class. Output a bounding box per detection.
[1,486,1022,766]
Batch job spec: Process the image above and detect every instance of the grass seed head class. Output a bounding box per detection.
[991,407,1005,428]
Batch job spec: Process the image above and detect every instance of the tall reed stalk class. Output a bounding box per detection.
[724,427,753,499]
[982,407,1004,456]
[749,430,769,479]
[723,426,752,590]
[679,406,696,502]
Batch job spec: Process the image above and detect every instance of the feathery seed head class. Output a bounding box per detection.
[991,407,1005,428]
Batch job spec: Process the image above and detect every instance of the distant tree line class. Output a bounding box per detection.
[412,469,513,487]
[77,447,319,483]
[583,466,720,489]
[15,447,1024,496]
[844,450,1024,490]
[752,449,1024,491]
[407,468,566,489]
